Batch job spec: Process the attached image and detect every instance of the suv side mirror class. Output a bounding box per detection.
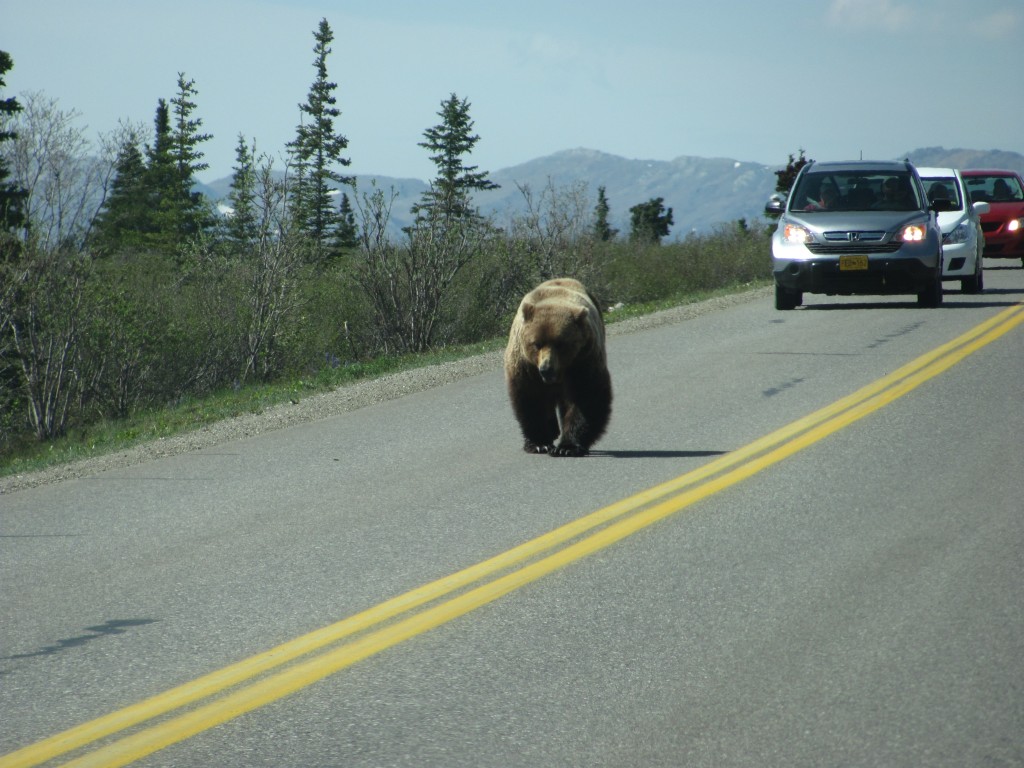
[973,201,991,215]
[764,194,786,215]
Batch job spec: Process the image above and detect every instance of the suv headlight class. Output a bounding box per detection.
[1009,217,1023,233]
[783,222,812,244]
[900,223,927,242]
[944,221,969,244]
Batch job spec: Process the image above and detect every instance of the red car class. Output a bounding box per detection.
[961,169,1024,267]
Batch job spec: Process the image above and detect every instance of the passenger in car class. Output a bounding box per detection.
[927,182,951,203]
[848,184,876,208]
[992,178,1013,200]
[876,177,911,208]
[805,182,838,211]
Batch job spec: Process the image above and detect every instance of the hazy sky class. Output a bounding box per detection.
[4,0,1022,183]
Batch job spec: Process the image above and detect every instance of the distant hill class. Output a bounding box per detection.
[904,147,1024,175]
[200,146,1024,238]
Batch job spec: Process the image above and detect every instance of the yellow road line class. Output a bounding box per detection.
[3,303,1022,768]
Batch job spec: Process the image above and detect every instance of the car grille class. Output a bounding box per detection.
[981,222,1001,233]
[807,231,901,255]
[823,230,887,242]
[807,242,904,254]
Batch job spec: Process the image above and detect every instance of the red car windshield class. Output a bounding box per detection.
[964,175,1024,203]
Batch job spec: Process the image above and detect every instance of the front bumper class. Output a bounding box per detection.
[940,240,977,277]
[980,230,1024,259]
[773,255,940,295]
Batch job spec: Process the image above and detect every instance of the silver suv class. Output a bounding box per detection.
[765,160,947,309]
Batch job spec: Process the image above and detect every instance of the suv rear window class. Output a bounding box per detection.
[791,171,923,212]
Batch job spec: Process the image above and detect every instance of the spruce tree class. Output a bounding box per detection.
[91,134,150,254]
[227,134,258,247]
[144,98,178,250]
[0,50,27,259]
[335,191,358,250]
[412,93,498,225]
[769,149,810,219]
[287,18,351,260]
[593,185,617,241]
[774,149,810,197]
[629,197,674,244]
[166,73,212,243]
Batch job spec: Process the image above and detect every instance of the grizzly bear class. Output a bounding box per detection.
[504,278,613,456]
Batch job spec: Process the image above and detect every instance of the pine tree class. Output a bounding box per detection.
[629,197,674,244]
[90,134,150,254]
[0,50,27,260]
[287,18,351,260]
[227,134,259,247]
[335,191,358,250]
[92,79,212,256]
[593,185,617,241]
[143,98,178,250]
[166,73,212,242]
[412,93,498,225]
[774,149,810,196]
[95,98,173,254]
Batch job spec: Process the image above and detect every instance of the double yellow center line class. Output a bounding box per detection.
[5,302,1023,768]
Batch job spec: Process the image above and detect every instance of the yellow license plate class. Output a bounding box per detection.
[839,255,869,271]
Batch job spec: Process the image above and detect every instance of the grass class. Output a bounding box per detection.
[0,280,768,481]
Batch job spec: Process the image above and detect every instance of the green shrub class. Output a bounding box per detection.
[1,222,771,464]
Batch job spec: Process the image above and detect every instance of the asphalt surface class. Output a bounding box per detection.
[2,263,1023,767]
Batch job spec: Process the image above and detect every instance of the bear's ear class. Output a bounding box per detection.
[521,301,535,322]
[573,305,589,323]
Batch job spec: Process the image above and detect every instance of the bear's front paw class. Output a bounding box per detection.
[523,440,553,454]
[550,441,588,457]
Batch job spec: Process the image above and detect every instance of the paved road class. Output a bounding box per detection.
[2,263,1023,767]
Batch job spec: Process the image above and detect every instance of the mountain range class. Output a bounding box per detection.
[199,146,1024,238]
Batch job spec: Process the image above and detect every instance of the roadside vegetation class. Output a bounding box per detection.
[0,26,772,479]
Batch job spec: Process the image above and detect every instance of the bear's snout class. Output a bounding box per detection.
[536,349,559,383]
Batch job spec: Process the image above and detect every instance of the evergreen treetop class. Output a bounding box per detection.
[593,185,617,241]
[287,17,351,259]
[629,197,674,244]
[413,93,498,224]
[0,50,27,251]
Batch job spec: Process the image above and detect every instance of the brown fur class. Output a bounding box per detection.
[504,279,612,456]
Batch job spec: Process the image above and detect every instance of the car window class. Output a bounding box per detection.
[922,177,962,209]
[791,171,922,212]
[964,175,1024,202]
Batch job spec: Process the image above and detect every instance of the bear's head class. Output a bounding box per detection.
[519,301,591,384]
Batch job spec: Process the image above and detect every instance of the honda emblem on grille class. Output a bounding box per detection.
[848,232,860,241]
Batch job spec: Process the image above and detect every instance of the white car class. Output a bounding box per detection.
[917,166,989,293]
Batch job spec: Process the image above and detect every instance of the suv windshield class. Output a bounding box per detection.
[964,175,1024,203]
[923,177,963,210]
[791,171,923,213]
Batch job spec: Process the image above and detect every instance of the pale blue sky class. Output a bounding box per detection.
[4,0,1022,182]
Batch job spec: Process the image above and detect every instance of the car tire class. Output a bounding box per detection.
[961,260,983,294]
[917,267,943,307]
[775,283,801,311]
